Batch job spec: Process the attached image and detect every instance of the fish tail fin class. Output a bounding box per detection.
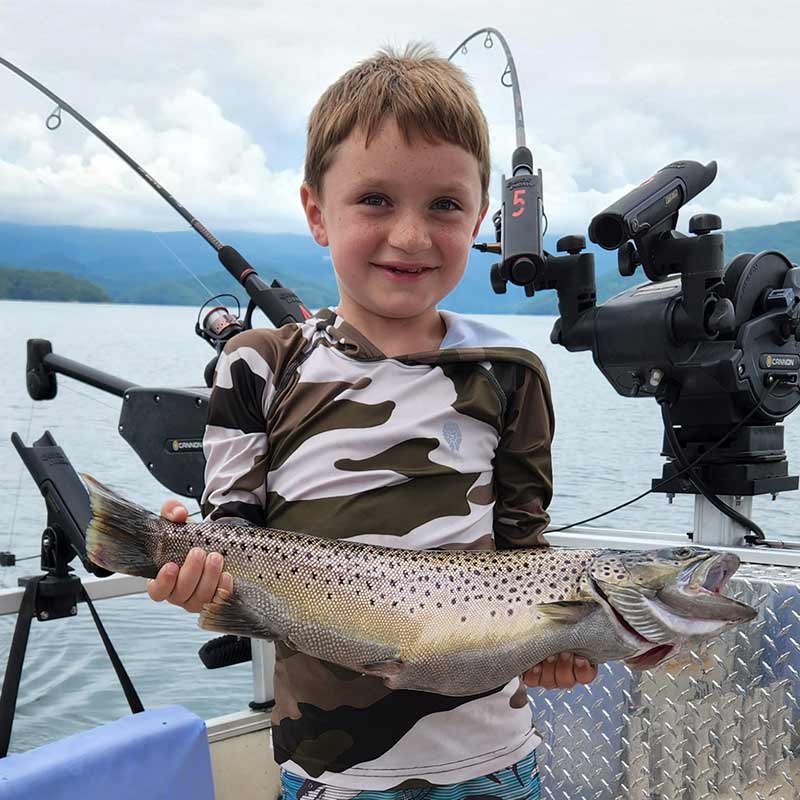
[200,587,279,641]
[82,473,160,579]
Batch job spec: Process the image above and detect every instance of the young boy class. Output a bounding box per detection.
[149,43,596,800]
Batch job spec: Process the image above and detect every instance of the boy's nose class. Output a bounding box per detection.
[387,211,432,254]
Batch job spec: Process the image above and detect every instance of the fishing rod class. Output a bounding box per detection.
[450,29,546,297]
[449,28,526,148]
[0,55,311,330]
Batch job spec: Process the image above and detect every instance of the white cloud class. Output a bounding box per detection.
[0,89,306,232]
[0,0,798,236]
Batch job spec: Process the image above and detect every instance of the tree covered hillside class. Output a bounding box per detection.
[0,266,110,302]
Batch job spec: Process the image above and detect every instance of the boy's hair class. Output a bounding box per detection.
[304,43,490,205]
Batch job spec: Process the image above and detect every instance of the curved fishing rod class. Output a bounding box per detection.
[0,55,310,328]
[449,28,526,149]
[450,30,546,303]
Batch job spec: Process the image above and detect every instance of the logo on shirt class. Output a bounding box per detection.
[442,421,462,453]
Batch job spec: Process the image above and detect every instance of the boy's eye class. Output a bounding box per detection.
[432,198,461,211]
[360,195,388,207]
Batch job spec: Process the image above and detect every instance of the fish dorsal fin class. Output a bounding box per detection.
[537,601,597,623]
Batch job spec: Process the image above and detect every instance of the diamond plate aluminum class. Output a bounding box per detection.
[528,563,800,800]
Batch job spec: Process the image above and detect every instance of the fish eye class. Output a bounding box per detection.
[672,547,694,559]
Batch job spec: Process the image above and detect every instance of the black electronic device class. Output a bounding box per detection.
[489,145,546,297]
[483,158,800,531]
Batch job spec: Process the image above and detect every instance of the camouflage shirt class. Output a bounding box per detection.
[201,308,555,790]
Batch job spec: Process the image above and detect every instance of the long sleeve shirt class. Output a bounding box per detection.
[201,308,555,789]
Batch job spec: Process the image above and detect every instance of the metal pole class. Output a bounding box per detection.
[251,640,275,707]
[692,494,753,547]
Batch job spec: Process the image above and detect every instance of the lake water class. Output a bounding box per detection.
[1,299,798,753]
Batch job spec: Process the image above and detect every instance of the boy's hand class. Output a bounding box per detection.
[146,499,233,613]
[523,653,597,690]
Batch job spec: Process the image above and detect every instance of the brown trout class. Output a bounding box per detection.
[84,475,757,696]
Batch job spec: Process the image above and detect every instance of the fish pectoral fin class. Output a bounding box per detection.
[357,659,406,679]
[199,587,279,641]
[537,601,597,623]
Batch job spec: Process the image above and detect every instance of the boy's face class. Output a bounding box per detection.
[301,116,487,332]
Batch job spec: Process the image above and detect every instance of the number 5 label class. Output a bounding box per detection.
[512,188,526,218]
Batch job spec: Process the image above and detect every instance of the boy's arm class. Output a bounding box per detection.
[492,362,598,688]
[492,362,554,550]
[200,339,273,525]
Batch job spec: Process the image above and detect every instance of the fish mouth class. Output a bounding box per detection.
[690,552,737,594]
[661,553,757,623]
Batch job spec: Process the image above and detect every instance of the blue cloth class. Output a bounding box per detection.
[0,705,214,800]
[281,750,540,800]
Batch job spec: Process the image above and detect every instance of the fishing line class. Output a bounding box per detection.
[5,379,121,552]
[550,381,782,534]
[153,233,213,297]
[58,381,124,412]
[5,399,37,553]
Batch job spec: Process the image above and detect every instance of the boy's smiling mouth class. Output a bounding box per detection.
[372,262,439,279]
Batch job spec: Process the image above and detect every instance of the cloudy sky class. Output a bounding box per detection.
[0,0,798,239]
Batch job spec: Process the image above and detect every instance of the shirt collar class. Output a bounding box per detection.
[312,308,388,360]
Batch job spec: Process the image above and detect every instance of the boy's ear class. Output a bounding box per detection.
[300,183,329,247]
[472,201,490,240]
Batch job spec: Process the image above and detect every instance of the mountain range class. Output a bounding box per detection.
[2,219,798,314]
